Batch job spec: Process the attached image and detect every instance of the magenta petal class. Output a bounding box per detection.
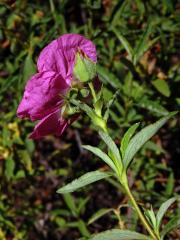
[37,40,69,81]
[17,71,69,121]
[37,33,97,81]
[29,110,68,139]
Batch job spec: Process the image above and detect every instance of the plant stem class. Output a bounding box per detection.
[123,183,159,240]
[113,209,125,229]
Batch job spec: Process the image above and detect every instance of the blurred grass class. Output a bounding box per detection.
[0,0,179,239]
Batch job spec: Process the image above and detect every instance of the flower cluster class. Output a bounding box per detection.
[17,34,97,139]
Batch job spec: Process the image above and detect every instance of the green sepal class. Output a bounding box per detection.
[73,52,96,82]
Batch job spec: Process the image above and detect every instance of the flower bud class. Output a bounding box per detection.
[73,52,96,82]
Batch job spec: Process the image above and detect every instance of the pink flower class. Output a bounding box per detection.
[37,33,97,84]
[29,109,68,139]
[17,34,97,139]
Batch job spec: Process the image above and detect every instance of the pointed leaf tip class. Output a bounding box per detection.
[123,112,177,169]
[57,170,112,194]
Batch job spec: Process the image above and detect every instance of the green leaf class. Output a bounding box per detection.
[90,229,150,240]
[143,141,165,155]
[156,197,177,229]
[94,98,103,116]
[137,98,169,116]
[99,131,121,164]
[77,220,90,237]
[22,53,36,82]
[160,215,180,239]
[120,123,140,159]
[112,27,133,60]
[71,100,107,132]
[5,156,15,180]
[164,172,174,196]
[71,100,95,119]
[123,112,177,169]
[110,0,127,25]
[17,149,33,174]
[97,65,122,89]
[144,206,157,229]
[57,171,112,194]
[152,79,171,97]
[63,193,78,217]
[104,89,120,121]
[88,208,113,225]
[77,197,89,214]
[133,21,153,65]
[82,145,116,172]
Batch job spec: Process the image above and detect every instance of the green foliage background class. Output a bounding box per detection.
[0,0,179,239]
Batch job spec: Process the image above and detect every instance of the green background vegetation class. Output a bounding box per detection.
[0,0,179,239]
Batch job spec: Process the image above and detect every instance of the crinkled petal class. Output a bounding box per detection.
[17,71,69,121]
[29,110,68,139]
[37,33,97,82]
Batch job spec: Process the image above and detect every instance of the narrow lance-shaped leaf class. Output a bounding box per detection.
[165,172,174,196]
[99,131,121,164]
[57,170,112,194]
[97,65,121,88]
[123,112,177,169]
[112,27,133,60]
[133,36,159,66]
[156,197,177,229]
[82,145,117,172]
[90,229,151,240]
[77,220,91,237]
[120,123,140,159]
[63,193,78,217]
[88,208,113,225]
[160,215,180,239]
[137,98,169,117]
[144,206,157,230]
[133,21,153,65]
